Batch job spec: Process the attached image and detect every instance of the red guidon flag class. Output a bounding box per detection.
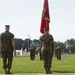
[40,0,50,34]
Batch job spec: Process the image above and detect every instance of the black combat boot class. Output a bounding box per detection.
[4,68,8,74]
[8,69,12,74]
[44,68,49,74]
[47,68,52,74]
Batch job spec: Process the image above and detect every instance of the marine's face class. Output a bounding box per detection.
[5,27,10,31]
[44,30,49,33]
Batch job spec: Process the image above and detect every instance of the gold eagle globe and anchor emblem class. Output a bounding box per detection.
[42,8,46,18]
[42,8,50,22]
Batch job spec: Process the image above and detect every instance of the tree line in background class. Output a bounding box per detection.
[15,38,75,53]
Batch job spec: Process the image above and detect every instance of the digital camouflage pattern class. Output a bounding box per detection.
[55,46,61,60]
[37,47,42,60]
[0,31,14,69]
[1,31,14,52]
[40,33,54,73]
[2,52,13,69]
[29,47,35,60]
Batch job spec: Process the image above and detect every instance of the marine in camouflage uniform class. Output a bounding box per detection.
[29,42,36,60]
[40,27,54,74]
[0,25,15,74]
[37,47,42,60]
[55,46,61,60]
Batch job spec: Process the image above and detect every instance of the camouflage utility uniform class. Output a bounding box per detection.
[40,33,54,74]
[55,46,61,60]
[38,47,42,60]
[0,31,14,70]
[29,46,35,60]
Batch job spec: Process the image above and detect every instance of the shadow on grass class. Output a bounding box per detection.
[53,70,75,73]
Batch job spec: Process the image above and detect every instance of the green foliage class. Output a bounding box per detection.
[65,38,75,44]
[65,38,75,53]
[14,38,75,53]
[15,38,24,50]
[0,54,75,74]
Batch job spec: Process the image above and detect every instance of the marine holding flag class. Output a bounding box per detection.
[40,0,54,74]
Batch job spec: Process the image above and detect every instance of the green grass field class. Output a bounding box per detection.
[0,54,75,74]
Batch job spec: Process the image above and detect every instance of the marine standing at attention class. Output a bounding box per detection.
[0,25,15,74]
[40,27,54,74]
